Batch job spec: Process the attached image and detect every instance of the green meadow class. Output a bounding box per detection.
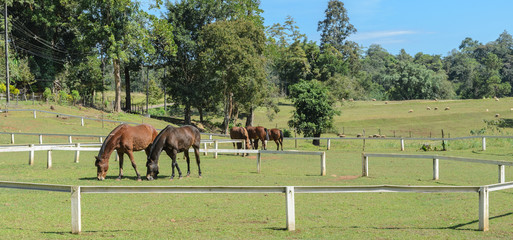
[0,99,513,239]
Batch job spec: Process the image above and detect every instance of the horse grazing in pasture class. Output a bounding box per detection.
[229,126,251,156]
[146,125,201,181]
[246,126,269,150]
[268,128,284,151]
[95,124,158,181]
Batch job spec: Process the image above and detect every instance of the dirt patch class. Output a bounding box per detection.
[330,174,360,181]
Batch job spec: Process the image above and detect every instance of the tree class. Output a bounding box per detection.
[199,18,267,133]
[317,0,356,52]
[288,80,338,146]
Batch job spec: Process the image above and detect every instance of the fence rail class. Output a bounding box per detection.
[362,153,513,183]
[1,180,511,233]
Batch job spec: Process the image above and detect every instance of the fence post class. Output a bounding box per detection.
[362,153,368,177]
[321,152,326,176]
[47,150,52,169]
[203,142,208,156]
[74,143,80,163]
[39,135,43,144]
[71,186,81,234]
[257,152,261,173]
[433,158,439,180]
[400,138,405,151]
[33,110,36,119]
[11,133,14,144]
[69,136,73,144]
[479,187,489,231]
[99,137,103,143]
[81,118,84,126]
[115,150,119,162]
[499,165,505,183]
[482,137,486,151]
[29,144,34,166]
[327,139,331,150]
[214,140,218,159]
[285,186,296,231]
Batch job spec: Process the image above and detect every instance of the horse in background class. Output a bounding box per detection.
[246,126,269,150]
[229,126,250,156]
[95,124,158,181]
[146,125,201,181]
[268,128,284,151]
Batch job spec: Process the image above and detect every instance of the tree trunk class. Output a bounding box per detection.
[113,58,122,112]
[313,132,321,146]
[184,101,191,125]
[124,66,131,112]
[245,106,254,127]
[198,107,204,123]
[222,92,233,134]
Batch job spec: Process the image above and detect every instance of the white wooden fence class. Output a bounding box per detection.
[0,144,327,176]
[362,153,513,183]
[1,180,512,234]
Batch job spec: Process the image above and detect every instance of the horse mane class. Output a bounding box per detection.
[149,125,173,155]
[98,124,127,159]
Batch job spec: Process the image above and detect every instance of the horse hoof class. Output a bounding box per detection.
[169,178,174,181]
[137,178,142,182]
[198,176,202,179]
[116,178,121,181]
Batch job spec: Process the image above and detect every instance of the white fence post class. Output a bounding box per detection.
[74,143,80,163]
[39,135,43,144]
[29,144,34,166]
[321,152,326,176]
[203,142,208,156]
[433,158,439,180]
[362,154,368,177]
[482,137,486,151]
[400,138,405,151]
[115,150,119,162]
[11,133,14,144]
[47,150,52,169]
[327,139,331,150]
[499,165,505,183]
[99,137,103,143]
[285,186,296,231]
[33,110,36,119]
[479,187,489,231]
[68,136,73,143]
[214,140,218,159]
[257,152,261,173]
[81,118,84,126]
[71,186,81,234]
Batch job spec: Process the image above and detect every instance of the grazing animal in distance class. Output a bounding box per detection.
[268,128,284,151]
[229,126,251,156]
[246,126,269,150]
[95,124,158,181]
[146,125,201,180]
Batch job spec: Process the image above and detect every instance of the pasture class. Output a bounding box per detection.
[1,100,513,239]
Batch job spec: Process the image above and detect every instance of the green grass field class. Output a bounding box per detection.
[0,99,513,239]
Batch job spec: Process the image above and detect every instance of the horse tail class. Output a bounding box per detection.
[265,128,269,141]
[279,130,283,142]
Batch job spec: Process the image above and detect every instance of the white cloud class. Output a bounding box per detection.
[350,30,417,41]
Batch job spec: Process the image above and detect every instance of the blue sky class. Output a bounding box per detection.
[260,0,513,56]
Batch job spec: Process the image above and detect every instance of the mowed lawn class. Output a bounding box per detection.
[0,100,513,239]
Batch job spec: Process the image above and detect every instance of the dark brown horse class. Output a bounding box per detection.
[146,125,201,180]
[268,128,284,151]
[95,124,158,181]
[229,126,250,156]
[246,126,269,150]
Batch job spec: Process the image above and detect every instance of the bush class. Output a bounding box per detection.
[283,129,291,137]
[43,88,53,102]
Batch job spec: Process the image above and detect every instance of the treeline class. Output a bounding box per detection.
[2,0,513,132]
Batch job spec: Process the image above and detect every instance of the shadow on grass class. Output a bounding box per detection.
[471,150,512,157]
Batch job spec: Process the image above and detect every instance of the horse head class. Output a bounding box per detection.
[95,156,108,181]
[146,156,159,181]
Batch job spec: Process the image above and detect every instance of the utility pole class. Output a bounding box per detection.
[4,1,9,104]
[145,67,149,116]
[163,68,166,112]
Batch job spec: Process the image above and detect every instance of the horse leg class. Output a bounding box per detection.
[194,146,202,178]
[117,152,124,180]
[254,139,259,149]
[263,138,267,150]
[275,140,280,151]
[127,151,142,181]
[184,151,191,177]
[166,149,182,180]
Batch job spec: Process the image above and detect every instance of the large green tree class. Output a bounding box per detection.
[317,0,356,52]
[288,80,338,146]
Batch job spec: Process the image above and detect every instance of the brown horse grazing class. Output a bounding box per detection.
[146,125,201,181]
[229,126,250,156]
[268,128,284,151]
[246,126,269,150]
[95,124,158,181]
